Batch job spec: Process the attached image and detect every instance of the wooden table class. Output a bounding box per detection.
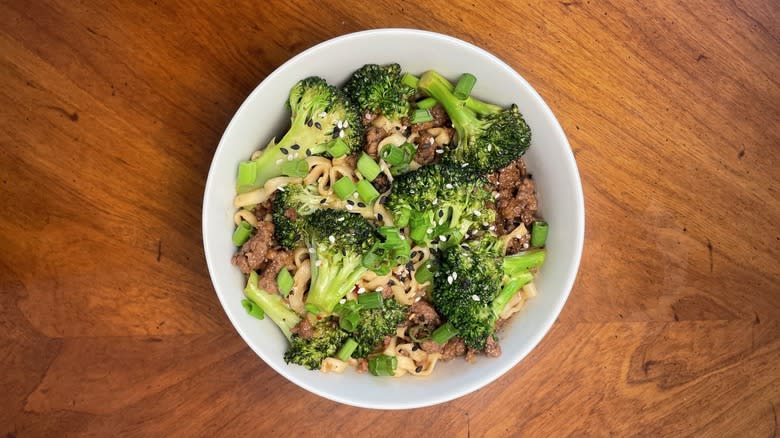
[2,1,777,436]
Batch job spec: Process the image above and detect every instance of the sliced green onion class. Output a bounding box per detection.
[357,153,382,181]
[332,176,357,200]
[232,221,253,246]
[400,142,417,159]
[357,291,383,309]
[241,299,265,320]
[327,138,350,158]
[409,213,431,243]
[531,221,549,247]
[431,322,458,345]
[408,325,430,343]
[393,209,411,228]
[237,161,257,187]
[416,97,438,110]
[336,338,358,362]
[414,264,434,284]
[276,267,294,297]
[368,354,397,376]
[304,303,321,315]
[361,249,385,274]
[401,73,419,89]
[410,108,434,124]
[382,145,406,166]
[356,179,380,204]
[280,159,309,177]
[453,73,477,100]
[339,310,360,332]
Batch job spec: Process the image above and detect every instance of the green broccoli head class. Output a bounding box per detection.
[432,236,546,349]
[284,319,348,370]
[249,77,362,189]
[433,240,502,349]
[272,184,323,248]
[343,63,415,121]
[302,209,378,313]
[272,183,379,248]
[417,70,531,174]
[352,298,409,358]
[386,164,495,246]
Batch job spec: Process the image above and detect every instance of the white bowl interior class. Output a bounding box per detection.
[202,29,584,409]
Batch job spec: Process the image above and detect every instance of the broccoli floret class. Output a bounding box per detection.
[343,63,415,121]
[417,70,531,174]
[352,298,409,358]
[284,318,349,370]
[386,164,496,246]
[302,209,377,313]
[243,270,301,341]
[244,268,351,370]
[248,77,362,189]
[272,183,377,248]
[432,236,546,349]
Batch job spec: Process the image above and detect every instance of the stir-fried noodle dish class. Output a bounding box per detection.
[230,64,549,377]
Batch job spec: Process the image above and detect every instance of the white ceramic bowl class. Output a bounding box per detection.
[202,29,584,409]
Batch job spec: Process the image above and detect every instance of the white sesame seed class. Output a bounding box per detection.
[447,275,453,284]
[375,287,383,292]
[487,144,492,151]
[346,204,354,210]
[276,186,285,192]
[339,130,345,138]
[439,235,447,242]
[473,210,482,216]
[308,248,315,254]
[414,296,422,302]
[357,287,366,294]
[522,243,530,249]
[339,298,347,304]
[438,219,445,225]
[328,235,335,244]
[318,111,327,118]
[287,155,294,161]
[493,192,501,199]
[445,184,453,189]
[461,163,469,167]
[336,121,343,129]
[343,121,349,128]
[452,272,457,280]
[471,294,480,301]
[315,260,322,267]
[482,222,489,227]
[432,199,439,205]
[337,216,345,222]
[435,149,444,154]
[489,225,496,231]
[426,228,433,234]
[352,192,359,199]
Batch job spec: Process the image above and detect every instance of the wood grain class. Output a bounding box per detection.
[1,0,777,436]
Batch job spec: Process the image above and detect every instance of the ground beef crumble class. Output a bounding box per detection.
[489,158,539,254]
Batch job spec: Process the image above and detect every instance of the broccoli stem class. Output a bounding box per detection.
[502,249,546,277]
[491,249,546,315]
[418,71,476,137]
[418,70,502,118]
[244,271,301,341]
[492,271,534,316]
[305,248,367,313]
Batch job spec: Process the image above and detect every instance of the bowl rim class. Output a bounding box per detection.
[202,27,585,409]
